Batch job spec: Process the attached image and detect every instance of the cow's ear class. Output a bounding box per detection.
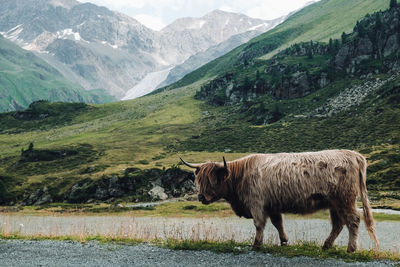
[216,167,229,182]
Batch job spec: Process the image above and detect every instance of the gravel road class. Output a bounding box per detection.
[0,239,396,267]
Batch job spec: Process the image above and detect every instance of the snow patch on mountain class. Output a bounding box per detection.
[186,20,206,30]
[248,23,270,31]
[57,29,83,42]
[122,68,173,100]
[1,24,24,42]
[101,41,118,49]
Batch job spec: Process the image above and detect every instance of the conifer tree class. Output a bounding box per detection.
[328,38,333,53]
[307,48,313,59]
[375,13,382,30]
[357,21,366,37]
[390,0,397,8]
[308,40,314,59]
[341,32,347,44]
[244,76,251,89]
[334,39,340,51]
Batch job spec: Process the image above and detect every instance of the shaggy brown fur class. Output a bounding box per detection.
[182,150,379,252]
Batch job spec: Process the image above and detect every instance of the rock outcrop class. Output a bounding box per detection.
[19,167,196,205]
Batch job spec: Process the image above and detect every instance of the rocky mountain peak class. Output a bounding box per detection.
[163,8,272,37]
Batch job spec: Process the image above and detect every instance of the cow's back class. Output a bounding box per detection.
[239,150,363,214]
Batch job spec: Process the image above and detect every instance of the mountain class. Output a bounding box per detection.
[0,1,285,100]
[0,1,399,205]
[124,12,286,99]
[160,0,389,91]
[0,0,158,99]
[156,3,319,90]
[157,30,268,89]
[157,10,283,65]
[0,34,114,112]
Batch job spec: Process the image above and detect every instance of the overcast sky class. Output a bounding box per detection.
[83,0,318,31]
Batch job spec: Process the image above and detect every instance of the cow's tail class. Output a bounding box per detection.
[357,155,379,250]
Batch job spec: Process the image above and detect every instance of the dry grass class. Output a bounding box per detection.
[0,214,251,244]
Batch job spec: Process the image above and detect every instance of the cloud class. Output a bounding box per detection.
[134,14,166,31]
[218,5,234,13]
[83,0,212,11]
[245,0,313,20]
[83,0,320,26]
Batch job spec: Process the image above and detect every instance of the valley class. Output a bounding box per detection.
[0,0,398,206]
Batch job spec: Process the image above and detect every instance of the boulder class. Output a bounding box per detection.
[34,194,53,205]
[335,44,351,69]
[318,72,329,88]
[148,186,168,201]
[355,37,373,56]
[95,187,109,200]
[384,34,399,57]
[24,189,43,206]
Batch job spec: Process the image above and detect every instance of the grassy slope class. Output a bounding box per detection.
[159,0,388,91]
[0,35,114,112]
[258,0,389,57]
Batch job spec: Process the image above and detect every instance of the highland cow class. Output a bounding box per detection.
[180,150,379,252]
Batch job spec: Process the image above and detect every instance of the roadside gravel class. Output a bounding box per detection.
[0,239,395,267]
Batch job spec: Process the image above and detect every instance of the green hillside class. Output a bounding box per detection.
[0,35,115,112]
[0,0,399,205]
[159,0,388,91]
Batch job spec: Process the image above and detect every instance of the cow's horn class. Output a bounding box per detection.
[180,158,201,168]
[223,156,227,169]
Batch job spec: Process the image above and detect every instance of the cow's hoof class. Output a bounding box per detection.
[281,241,288,246]
[322,242,332,250]
[346,246,356,253]
[252,245,261,251]
[322,244,332,250]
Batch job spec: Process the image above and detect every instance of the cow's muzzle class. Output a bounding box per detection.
[198,194,210,205]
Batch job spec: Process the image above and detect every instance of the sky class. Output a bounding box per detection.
[83,0,318,31]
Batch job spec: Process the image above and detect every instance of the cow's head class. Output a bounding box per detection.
[180,157,229,204]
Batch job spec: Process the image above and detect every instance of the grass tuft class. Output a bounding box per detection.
[162,239,400,262]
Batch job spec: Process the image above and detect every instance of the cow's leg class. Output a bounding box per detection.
[343,205,360,253]
[270,213,288,246]
[323,208,345,250]
[252,215,267,250]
